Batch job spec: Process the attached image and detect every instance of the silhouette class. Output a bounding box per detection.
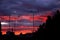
[0,21,2,40]
[0,10,60,40]
[33,10,60,40]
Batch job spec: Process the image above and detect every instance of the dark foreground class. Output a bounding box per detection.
[0,10,60,40]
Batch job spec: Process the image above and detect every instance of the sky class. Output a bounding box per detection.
[0,0,60,35]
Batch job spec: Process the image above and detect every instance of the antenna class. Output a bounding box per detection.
[8,15,10,32]
[33,12,34,32]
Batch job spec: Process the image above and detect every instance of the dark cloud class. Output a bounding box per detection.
[0,0,60,15]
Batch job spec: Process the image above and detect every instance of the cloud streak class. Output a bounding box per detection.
[0,0,60,35]
[0,0,60,15]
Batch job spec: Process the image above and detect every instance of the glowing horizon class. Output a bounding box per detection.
[0,15,47,35]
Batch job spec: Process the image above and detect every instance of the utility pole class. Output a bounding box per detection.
[33,12,34,32]
[0,21,2,38]
[7,16,10,32]
[30,10,36,32]
[0,21,1,33]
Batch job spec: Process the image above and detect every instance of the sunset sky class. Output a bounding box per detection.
[0,0,60,35]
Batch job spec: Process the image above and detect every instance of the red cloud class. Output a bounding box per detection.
[1,11,52,35]
[0,15,47,22]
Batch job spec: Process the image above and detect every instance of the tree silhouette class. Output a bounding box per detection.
[33,10,60,40]
[0,10,60,40]
[45,10,60,40]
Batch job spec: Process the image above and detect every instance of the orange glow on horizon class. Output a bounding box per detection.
[0,12,52,35]
[0,15,47,35]
[2,26,39,35]
[2,30,36,35]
